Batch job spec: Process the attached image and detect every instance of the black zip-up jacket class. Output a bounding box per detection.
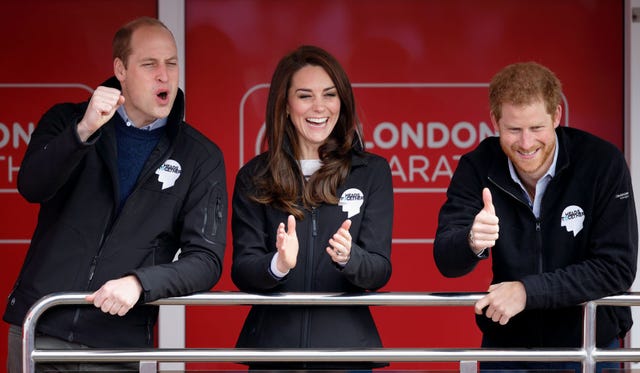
[434,127,637,348]
[3,77,227,348]
[231,151,393,369]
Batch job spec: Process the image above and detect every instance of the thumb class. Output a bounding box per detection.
[341,219,352,231]
[117,94,125,107]
[482,187,495,215]
[85,292,96,302]
[286,215,296,236]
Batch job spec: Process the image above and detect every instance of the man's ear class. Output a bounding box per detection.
[553,105,562,128]
[114,58,126,81]
[490,112,500,134]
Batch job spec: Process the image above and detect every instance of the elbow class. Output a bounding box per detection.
[434,250,475,278]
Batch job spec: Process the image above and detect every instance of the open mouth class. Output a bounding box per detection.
[517,148,539,158]
[157,91,168,100]
[306,117,328,126]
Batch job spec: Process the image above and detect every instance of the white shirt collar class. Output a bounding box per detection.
[117,106,167,131]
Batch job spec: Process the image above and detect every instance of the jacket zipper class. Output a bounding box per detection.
[489,177,546,274]
[490,177,546,345]
[301,208,318,350]
[213,194,222,236]
[71,154,171,343]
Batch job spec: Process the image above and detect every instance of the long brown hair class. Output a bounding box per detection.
[251,45,363,219]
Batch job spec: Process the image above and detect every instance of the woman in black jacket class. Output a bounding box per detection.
[231,45,393,370]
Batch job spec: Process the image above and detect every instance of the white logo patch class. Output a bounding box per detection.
[339,188,364,218]
[155,159,182,190]
[561,205,585,237]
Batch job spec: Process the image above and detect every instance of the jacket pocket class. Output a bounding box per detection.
[203,183,223,240]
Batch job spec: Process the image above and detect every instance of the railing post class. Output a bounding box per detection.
[460,360,477,373]
[22,306,37,373]
[583,301,597,373]
[139,360,158,373]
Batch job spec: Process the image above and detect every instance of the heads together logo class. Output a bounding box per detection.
[156,159,181,190]
[339,188,364,218]
[561,205,585,237]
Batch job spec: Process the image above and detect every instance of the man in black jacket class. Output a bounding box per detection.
[4,17,227,372]
[434,62,637,371]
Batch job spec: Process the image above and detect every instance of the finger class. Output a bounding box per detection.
[117,305,130,317]
[100,300,114,313]
[499,314,511,325]
[329,241,346,258]
[286,215,296,235]
[492,313,502,323]
[109,304,123,316]
[326,246,339,257]
[474,297,488,315]
[330,234,347,248]
[482,188,495,215]
[90,291,106,307]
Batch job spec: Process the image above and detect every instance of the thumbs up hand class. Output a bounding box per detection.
[468,188,500,254]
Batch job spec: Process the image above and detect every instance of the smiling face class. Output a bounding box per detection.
[114,24,178,127]
[492,99,561,189]
[286,65,341,159]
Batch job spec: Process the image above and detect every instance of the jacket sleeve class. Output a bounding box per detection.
[133,145,228,302]
[433,154,488,277]
[340,156,393,290]
[18,103,99,203]
[230,162,284,292]
[522,149,638,309]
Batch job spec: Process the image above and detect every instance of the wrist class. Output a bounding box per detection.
[468,230,486,256]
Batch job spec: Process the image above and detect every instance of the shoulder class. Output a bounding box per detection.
[456,136,504,171]
[178,122,224,159]
[465,135,501,158]
[352,152,393,188]
[560,127,625,164]
[355,151,390,169]
[236,153,268,178]
[241,153,268,170]
[43,101,88,119]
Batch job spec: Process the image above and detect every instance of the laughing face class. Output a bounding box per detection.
[114,24,178,127]
[492,99,561,189]
[287,65,340,159]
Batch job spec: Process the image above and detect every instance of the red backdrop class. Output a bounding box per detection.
[0,0,623,370]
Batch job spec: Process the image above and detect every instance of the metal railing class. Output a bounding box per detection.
[21,292,640,372]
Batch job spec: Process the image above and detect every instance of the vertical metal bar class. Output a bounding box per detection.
[460,360,478,373]
[22,312,36,373]
[583,301,597,373]
[139,360,158,373]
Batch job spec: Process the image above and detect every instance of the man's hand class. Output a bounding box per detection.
[469,187,500,254]
[85,275,142,316]
[275,215,299,273]
[474,281,526,325]
[77,86,125,142]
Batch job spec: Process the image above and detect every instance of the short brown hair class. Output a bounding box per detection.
[489,62,562,122]
[112,16,171,67]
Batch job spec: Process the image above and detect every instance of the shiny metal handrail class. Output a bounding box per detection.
[22,292,640,372]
